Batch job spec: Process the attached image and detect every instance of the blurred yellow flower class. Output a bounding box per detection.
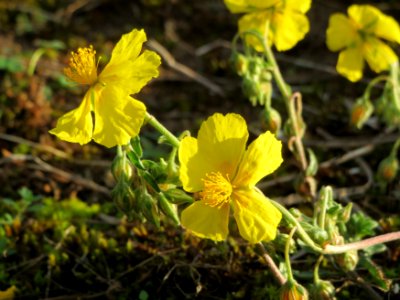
[224,0,311,51]
[326,5,400,82]
[50,29,161,148]
[179,113,282,243]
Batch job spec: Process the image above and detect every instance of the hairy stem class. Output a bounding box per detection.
[256,243,286,285]
[145,112,180,148]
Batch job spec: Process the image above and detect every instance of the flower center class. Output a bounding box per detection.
[64,45,98,85]
[200,172,233,208]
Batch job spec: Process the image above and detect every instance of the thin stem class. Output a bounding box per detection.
[269,198,323,253]
[261,38,307,170]
[323,231,400,254]
[389,61,400,110]
[313,255,324,284]
[144,112,180,148]
[256,243,286,285]
[317,186,332,230]
[364,75,388,99]
[285,226,297,282]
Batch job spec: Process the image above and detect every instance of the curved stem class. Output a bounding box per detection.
[323,231,400,254]
[389,61,400,110]
[364,75,388,99]
[144,112,180,148]
[256,243,286,285]
[269,199,323,253]
[285,227,297,282]
[313,255,324,284]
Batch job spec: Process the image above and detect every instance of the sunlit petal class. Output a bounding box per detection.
[272,10,310,51]
[286,0,311,14]
[374,12,400,43]
[336,47,364,82]
[348,5,381,33]
[181,201,230,241]
[107,29,147,66]
[234,131,282,187]
[92,86,146,148]
[49,90,93,145]
[232,188,281,243]
[179,136,215,192]
[197,113,248,178]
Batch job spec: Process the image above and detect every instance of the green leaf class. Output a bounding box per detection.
[360,256,391,292]
[347,212,379,241]
[127,151,145,170]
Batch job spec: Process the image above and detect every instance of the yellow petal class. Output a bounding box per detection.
[336,46,364,82]
[100,50,161,95]
[238,11,272,52]
[272,10,310,51]
[374,11,400,43]
[224,0,276,13]
[348,5,381,33]
[92,86,146,148]
[179,136,215,192]
[181,201,230,241]
[232,188,281,243]
[107,28,147,66]
[234,131,282,187]
[286,0,311,14]
[49,90,93,145]
[0,285,17,300]
[326,13,357,52]
[363,38,399,73]
[197,113,248,177]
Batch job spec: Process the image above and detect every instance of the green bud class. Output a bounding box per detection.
[305,149,318,177]
[350,97,373,129]
[280,280,309,300]
[242,75,262,106]
[262,107,281,134]
[138,189,160,228]
[157,193,180,225]
[260,68,273,82]
[111,154,134,182]
[112,181,136,214]
[310,280,336,300]
[339,203,352,224]
[248,56,264,76]
[164,188,194,204]
[142,159,168,182]
[336,250,359,272]
[377,154,399,184]
[231,52,248,76]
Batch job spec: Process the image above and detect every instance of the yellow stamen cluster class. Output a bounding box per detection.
[64,45,98,85]
[200,172,233,208]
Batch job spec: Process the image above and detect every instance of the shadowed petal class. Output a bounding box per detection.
[326,13,357,52]
[336,47,364,82]
[364,38,399,73]
[49,90,93,145]
[232,188,281,243]
[92,86,146,148]
[181,201,230,241]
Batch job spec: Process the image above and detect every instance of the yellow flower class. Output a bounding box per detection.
[224,0,311,51]
[179,113,283,243]
[326,5,400,82]
[49,29,161,148]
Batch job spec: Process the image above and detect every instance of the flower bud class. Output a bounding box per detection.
[164,188,194,205]
[111,154,134,182]
[339,203,352,224]
[377,154,399,184]
[241,75,262,106]
[138,189,160,228]
[262,107,281,134]
[309,280,336,300]
[157,193,180,225]
[231,52,248,76]
[280,280,309,300]
[336,250,358,272]
[350,97,373,129]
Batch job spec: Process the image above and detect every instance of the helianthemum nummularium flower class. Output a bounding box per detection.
[50,29,161,148]
[326,5,400,82]
[224,0,311,51]
[179,113,282,243]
